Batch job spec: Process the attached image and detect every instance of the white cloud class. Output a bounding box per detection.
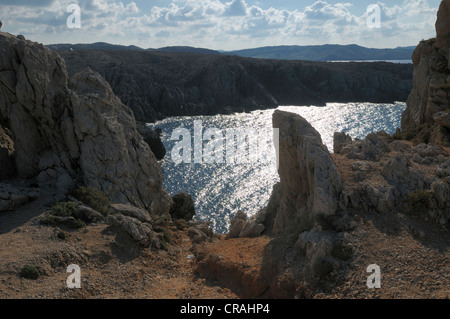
[223,0,247,17]
[0,0,440,49]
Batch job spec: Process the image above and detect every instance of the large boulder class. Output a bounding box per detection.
[230,110,350,291]
[228,210,266,238]
[333,132,352,154]
[0,32,171,215]
[382,155,424,196]
[333,131,390,161]
[262,110,343,235]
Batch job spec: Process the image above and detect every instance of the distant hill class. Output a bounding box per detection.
[226,44,415,62]
[47,42,414,62]
[47,43,220,54]
[151,46,221,55]
[46,42,145,51]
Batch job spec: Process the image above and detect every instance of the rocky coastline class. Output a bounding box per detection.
[58,49,413,123]
[0,0,449,300]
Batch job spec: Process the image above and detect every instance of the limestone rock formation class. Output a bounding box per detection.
[262,110,343,235]
[107,204,158,248]
[226,110,351,295]
[333,132,352,154]
[110,203,153,223]
[333,131,391,161]
[381,155,424,196]
[0,32,171,216]
[401,0,450,146]
[228,211,247,238]
[228,210,266,238]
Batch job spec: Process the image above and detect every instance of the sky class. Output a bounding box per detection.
[0,0,443,50]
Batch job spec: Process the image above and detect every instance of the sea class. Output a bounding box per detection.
[148,102,407,233]
[328,60,412,64]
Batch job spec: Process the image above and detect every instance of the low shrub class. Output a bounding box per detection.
[69,186,111,216]
[47,201,79,217]
[39,202,86,229]
[153,226,171,244]
[19,265,40,280]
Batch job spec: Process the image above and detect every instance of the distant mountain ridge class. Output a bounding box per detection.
[47,42,414,62]
[228,44,415,62]
[46,42,145,52]
[47,42,222,55]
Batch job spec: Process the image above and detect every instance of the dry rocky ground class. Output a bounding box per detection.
[0,196,237,299]
[0,154,448,300]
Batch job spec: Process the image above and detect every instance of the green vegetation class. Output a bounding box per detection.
[19,265,40,280]
[154,226,171,243]
[69,186,111,216]
[39,202,86,229]
[153,226,171,251]
[48,201,79,217]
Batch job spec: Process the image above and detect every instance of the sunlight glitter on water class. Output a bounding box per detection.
[150,102,406,233]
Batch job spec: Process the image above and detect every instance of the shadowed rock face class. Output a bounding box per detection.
[0,125,15,180]
[57,50,413,123]
[264,110,343,236]
[0,32,171,215]
[401,0,450,146]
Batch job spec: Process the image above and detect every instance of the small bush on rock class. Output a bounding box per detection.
[39,202,86,229]
[19,265,40,280]
[69,186,111,216]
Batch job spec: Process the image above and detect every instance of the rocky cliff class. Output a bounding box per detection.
[217,110,354,297]
[401,0,450,146]
[209,104,449,298]
[58,50,413,123]
[0,32,171,215]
